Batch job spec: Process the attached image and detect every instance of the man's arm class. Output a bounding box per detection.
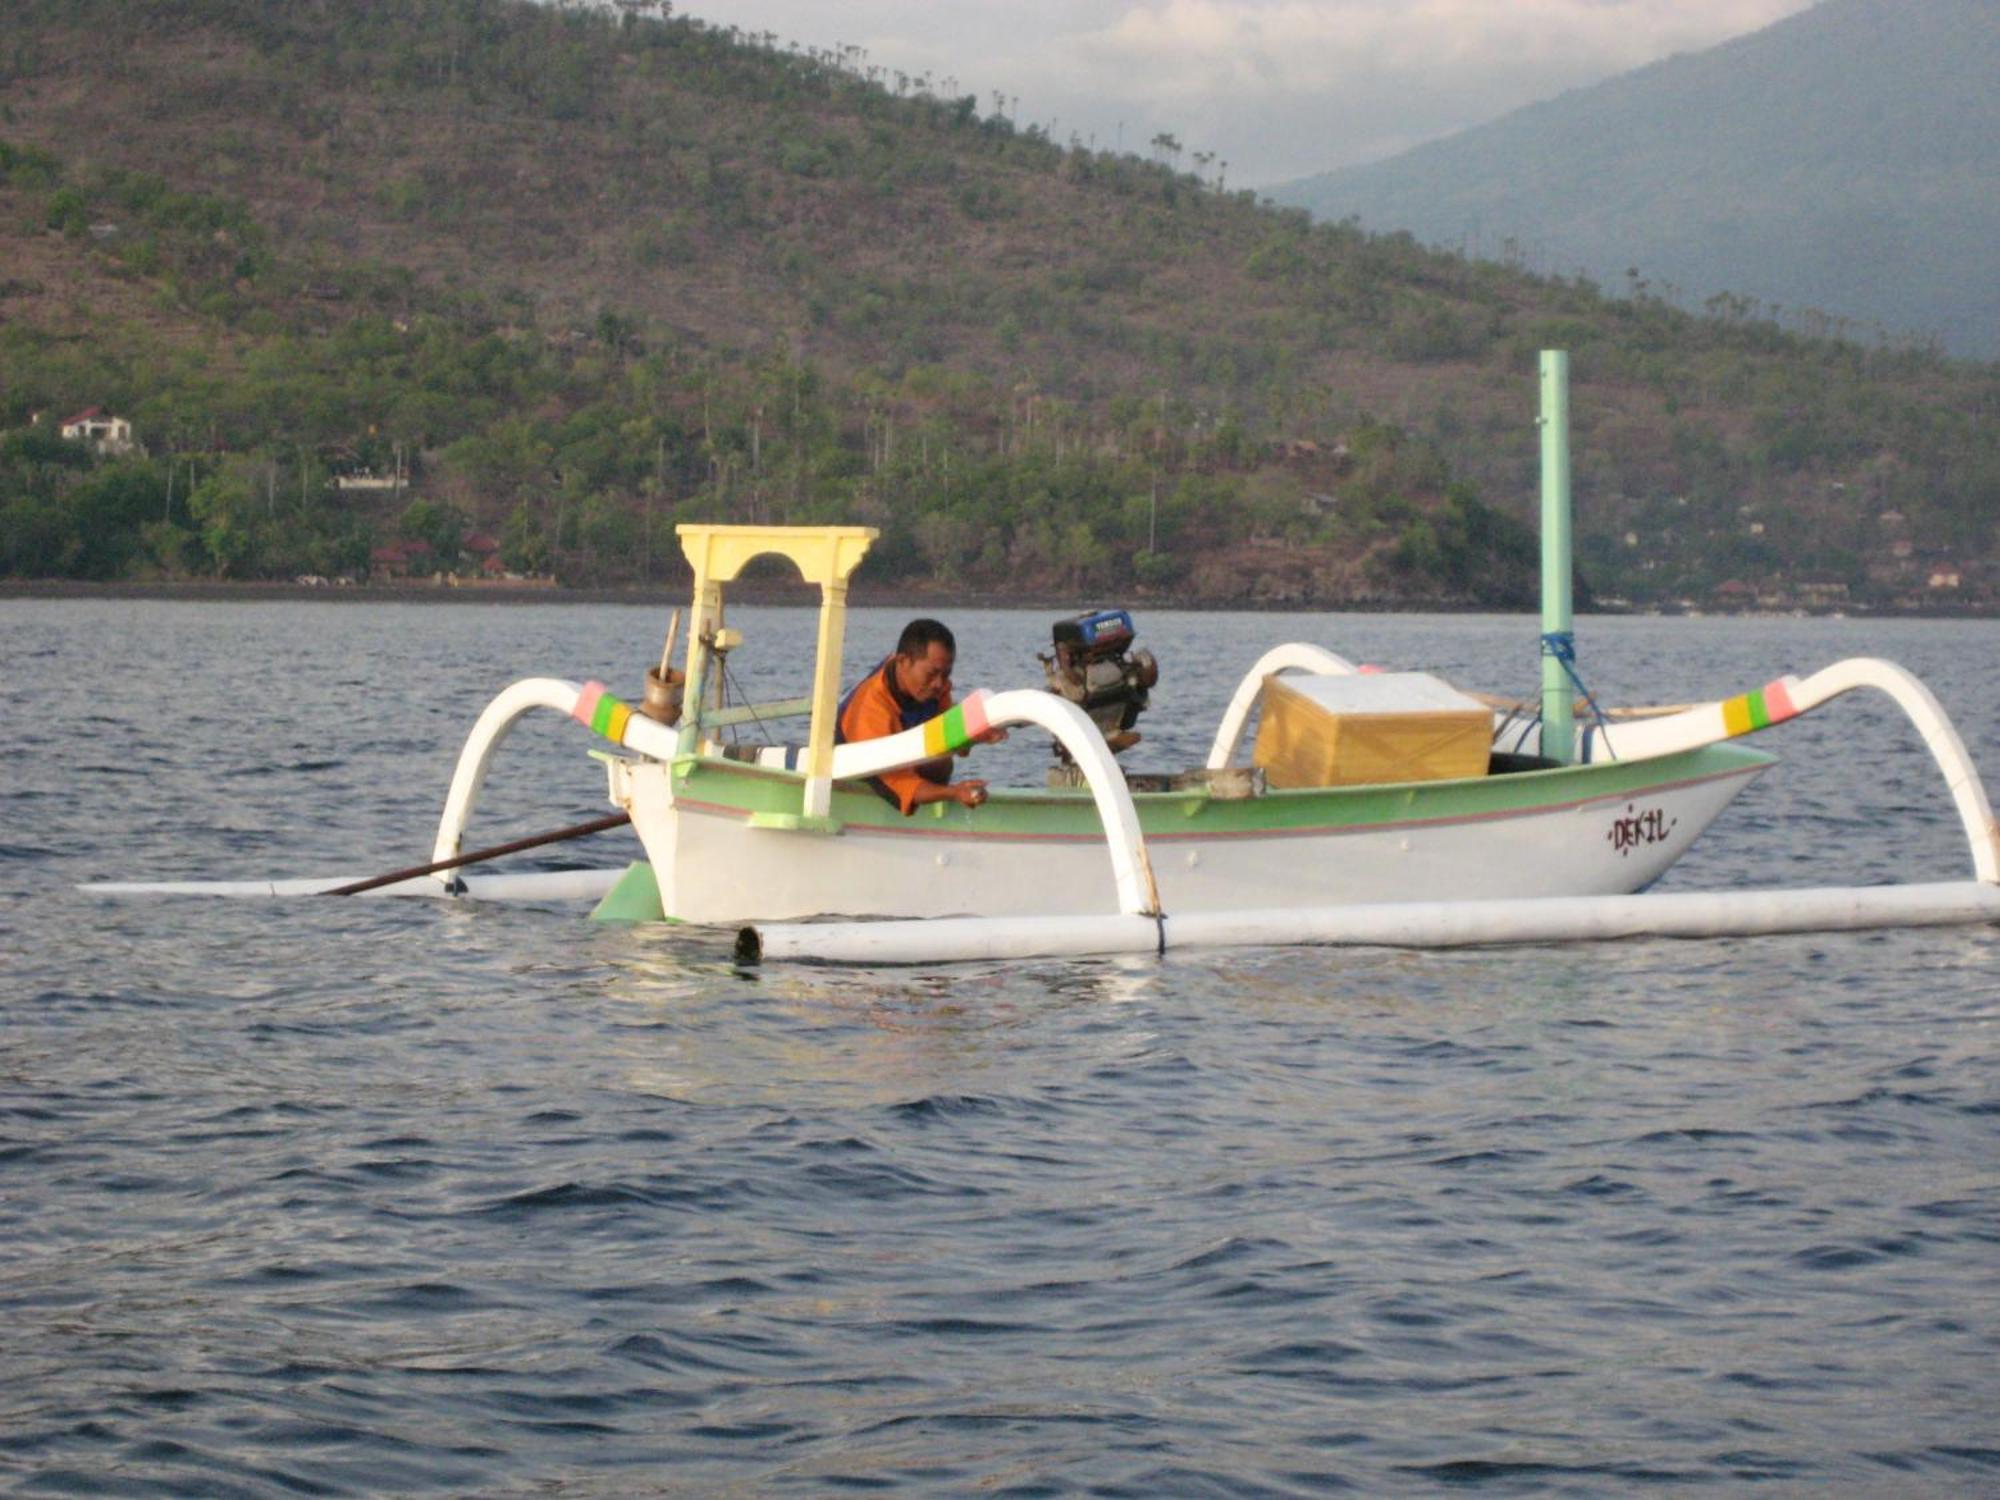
[842,678,984,814]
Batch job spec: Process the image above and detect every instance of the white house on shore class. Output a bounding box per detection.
[57,407,138,456]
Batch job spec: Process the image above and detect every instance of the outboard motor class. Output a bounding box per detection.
[1040,609,1158,776]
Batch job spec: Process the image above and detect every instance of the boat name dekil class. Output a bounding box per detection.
[1607,803,1678,857]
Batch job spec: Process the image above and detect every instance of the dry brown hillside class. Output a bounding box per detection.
[2,0,1995,607]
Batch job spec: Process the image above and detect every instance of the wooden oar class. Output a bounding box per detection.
[324,812,633,897]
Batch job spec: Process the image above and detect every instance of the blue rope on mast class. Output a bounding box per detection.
[1538,630,1615,760]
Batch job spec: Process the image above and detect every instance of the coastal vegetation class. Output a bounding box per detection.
[2,0,1995,607]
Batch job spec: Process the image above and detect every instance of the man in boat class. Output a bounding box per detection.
[837,618,1003,813]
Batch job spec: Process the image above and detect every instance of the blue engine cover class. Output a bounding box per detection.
[1065,609,1133,649]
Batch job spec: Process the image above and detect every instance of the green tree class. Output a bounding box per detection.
[64,460,167,577]
[398,497,465,564]
[186,455,280,577]
[45,185,88,236]
[499,501,549,574]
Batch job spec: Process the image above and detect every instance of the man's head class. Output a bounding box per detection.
[893,618,956,702]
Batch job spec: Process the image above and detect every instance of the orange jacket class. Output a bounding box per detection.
[836,659,952,814]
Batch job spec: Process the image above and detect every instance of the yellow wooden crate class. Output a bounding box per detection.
[1252,672,1491,789]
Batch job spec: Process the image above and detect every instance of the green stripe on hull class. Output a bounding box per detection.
[663,743,1775,839]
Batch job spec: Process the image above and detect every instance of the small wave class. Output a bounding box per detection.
[1238,1339,1368,1371]
[801,1158,977,1201]
[1909,1197,1994,1222]
[352,1156,438,1180]
[209,1263,329,1289]
[885,1092,1014,1123]
[1425,1148,1543,1170]
[1168,1234,1285,1274]
[1399,1457,1697,1485]
[1789,1234,1927,1271]
[608,1333,756,1375]
[684,1419,799,1441]
[219,758,346,778]
[480,1387,657,1423]
[362,1280,501,1313]
[1792,1086,1945,1112]
[800,1133,877,1154]
[1931,1446,2000,1473]
[481,1180,669,1213]
[853,1407,1136,1438]
[474,1177,741,1215]
[0,1103,63,1121]
[886,1316,1046,1337]
[1702,1449,1813,1480]
[577,1278,761,1311]
[1626,1127,1755,1144]
[131,1387,206,1411]
[1560,1173,1641,1198]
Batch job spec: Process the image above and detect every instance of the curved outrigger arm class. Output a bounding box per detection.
[1592,657,2000,883]
[428,678,681,879]
[429,681,1164,917]
[1204,644,1361,771]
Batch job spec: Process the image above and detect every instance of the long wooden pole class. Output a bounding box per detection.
[324,812,632,897]
[658,607,681,678]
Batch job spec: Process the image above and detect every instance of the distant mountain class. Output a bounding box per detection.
[1271,0,2000,359]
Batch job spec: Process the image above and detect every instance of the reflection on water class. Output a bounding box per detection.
[3,599,1999,1494]
[604,930,1169,1109]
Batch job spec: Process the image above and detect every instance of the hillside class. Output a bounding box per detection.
[1271,0,2000,361]
[1,0,1996,611]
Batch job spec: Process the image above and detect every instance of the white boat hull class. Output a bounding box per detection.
[610,747,1770,924]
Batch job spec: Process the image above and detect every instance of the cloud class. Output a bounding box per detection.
[685,0,1817,183]
[1063,0,1815,175]
[1075,0,1807,95]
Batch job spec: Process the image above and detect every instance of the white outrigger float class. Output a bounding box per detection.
[89,354,2000,962]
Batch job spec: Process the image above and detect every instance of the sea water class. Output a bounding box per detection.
[2,599,1997,1495]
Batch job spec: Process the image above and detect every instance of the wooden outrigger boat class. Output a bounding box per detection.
[414,525,1997,964]
[419,356,1999,961]
[89,355,2000,962]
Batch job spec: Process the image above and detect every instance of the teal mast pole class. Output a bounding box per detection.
[1539,350,1574,764]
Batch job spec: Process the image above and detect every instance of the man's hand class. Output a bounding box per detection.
[908,777,987,811]
[956,725,1007,758]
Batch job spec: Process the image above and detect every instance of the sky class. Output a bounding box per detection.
[678,0,1819,187]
